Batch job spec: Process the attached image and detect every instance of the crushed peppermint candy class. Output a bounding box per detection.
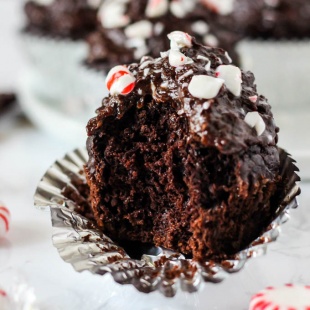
[205,62,211,71]
[203,34,219,47]
[125,20,153,39]
[154,22,164,35]
[170,0,196,18]
[169,50,193,67]
[201,0,235,16]
[191,21,210,36]
[87,0,101,9]
[160,51,170,58]
[225,52,232,63]
[249,284,310,310]
[170,0,186,18]
[145,0,169,18]
[178,69,194,82]
[249,95,258,103]
[168,31,193,50]
[215,65,242,97]
[188,75,224,99]
[106,65,136,96]
[197,55,210,62]
[244,111,266,136]
[98,1,130,28]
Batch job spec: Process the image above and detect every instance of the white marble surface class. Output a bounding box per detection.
[0,111,309,310]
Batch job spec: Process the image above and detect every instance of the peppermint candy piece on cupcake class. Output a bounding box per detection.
[0,203,10,238]
[249,284,310,310]
[244,111,266,136]
[188,75,224,99]
[106,65,136,96]
[168,31,193,49]
[145,0,169,18]
[215,65,242,97]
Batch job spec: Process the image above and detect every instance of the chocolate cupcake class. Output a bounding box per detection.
[20,0,102,129]
[85,32,281,260]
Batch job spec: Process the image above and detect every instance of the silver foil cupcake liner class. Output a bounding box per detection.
[34,148,300,297]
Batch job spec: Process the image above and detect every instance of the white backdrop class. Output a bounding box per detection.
[0,0,24,92]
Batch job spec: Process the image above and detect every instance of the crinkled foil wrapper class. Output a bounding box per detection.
[34,148,300,297]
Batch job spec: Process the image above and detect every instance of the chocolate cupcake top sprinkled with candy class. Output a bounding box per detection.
[93,31,278,155]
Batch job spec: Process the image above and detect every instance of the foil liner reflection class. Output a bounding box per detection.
[34,148,300,297]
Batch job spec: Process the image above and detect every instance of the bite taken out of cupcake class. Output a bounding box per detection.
[85,31,283,261]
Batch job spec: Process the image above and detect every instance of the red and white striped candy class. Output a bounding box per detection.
[145,0,169,18]
[106,65,136,96]
[0,204,10,237]
[249,285,310,310]
[167,31,192,50]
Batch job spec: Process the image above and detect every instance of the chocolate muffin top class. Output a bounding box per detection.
[85,0,257,71]
[24,0,100,39]
[88,31,279,177]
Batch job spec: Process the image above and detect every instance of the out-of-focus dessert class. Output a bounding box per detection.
[20,0,103,138]
[246,0,310,39]
[24,0,99,39]
[85,0,250,72]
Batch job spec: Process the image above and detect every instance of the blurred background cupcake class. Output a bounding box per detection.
[19,0,101,142]
[81,0,260,109]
